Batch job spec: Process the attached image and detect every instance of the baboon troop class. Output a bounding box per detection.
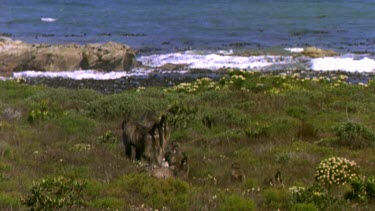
[121,112,284,184]
[263,170,284,187]
[230,163,246,182]
[122,112,169,167]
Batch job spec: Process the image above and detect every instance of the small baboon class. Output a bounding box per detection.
[202,116,214,129]
[263,170,283,188]
[174,156,189,178]
[164,141,189,178]
[263,177,274,187]
[274,170,283,187]
[150,167,174,179]
[122,113,169,166]
[230,163,246,182]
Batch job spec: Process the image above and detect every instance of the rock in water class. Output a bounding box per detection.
[26,44,83,72]
[81,42,136,71]
[301,46,338,58]
[0,38,136,75]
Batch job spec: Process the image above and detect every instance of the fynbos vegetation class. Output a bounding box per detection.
[0,69,374,210]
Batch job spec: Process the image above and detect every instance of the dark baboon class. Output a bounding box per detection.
[202,116,214,129]
[263,170,283,188]
[122,114,169,166]
[274,170,283,187]
[231,163,246,182]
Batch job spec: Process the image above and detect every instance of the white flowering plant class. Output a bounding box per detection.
[315,157,359,189]
[288,185,332,209]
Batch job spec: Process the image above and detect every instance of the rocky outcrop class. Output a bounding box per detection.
[0,37,136,75]
[301,46,338,58]
[81,42,135,71]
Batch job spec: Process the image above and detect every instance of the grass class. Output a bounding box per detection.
[0,70,374,210]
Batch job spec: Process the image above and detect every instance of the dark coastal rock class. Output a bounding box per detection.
[158,63,189,71]
[0,38,136,75]
[301,46,338,58]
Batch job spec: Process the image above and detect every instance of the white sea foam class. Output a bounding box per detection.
[138,52,293,70]
[284,48,304,53]
[13,69,151,80]
[311,57,375,72]
[41,17,57,22]
[0,76,8,81]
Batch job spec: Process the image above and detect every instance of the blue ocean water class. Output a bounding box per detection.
[2,0,375,54]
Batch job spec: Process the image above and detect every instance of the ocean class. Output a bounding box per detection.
[2,0,375,80]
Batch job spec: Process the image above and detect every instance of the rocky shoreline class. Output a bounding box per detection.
[20,69,373,94]
[2,37,374,93]
[23,72,221,94]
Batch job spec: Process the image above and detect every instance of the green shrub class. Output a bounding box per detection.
[288,185,330,210]
[27,99,63,123]
[286,106,307,120]
[290,203,318,211]
[92,197,125,210]
[88,92,168,120]
[21,176,87,210]
[297,121,317,139]
[0,173,10,182]
[0,192,20,209]
[210,107,249,127]
[31,88,100,111]
[345,176,375,202]
[95,130,118,145]
[167,101,198,130]
[243,178,258,190]
[54,115,96,138]
[0,141,11,158]
[111,173,190,210]
[244,122,269,138]
[218,193,255,211]
[263,188,288,209]
[367,176,375,201]
[333,122,375,148]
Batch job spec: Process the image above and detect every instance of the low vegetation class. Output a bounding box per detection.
[0,69,375,210]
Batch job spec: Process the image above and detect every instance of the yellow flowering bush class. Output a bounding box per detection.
[315,157,359,188]
[168,77,217,93]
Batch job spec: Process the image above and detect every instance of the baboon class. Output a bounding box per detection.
[150,167,174,179]
[263,177,274,187]
[174,156,189,178]
[202,116,214,129]
[263,170,283,187]
[274,170,283,187]
[122,113,169,166]
[230,163,246,182]
[164,141,189,178]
